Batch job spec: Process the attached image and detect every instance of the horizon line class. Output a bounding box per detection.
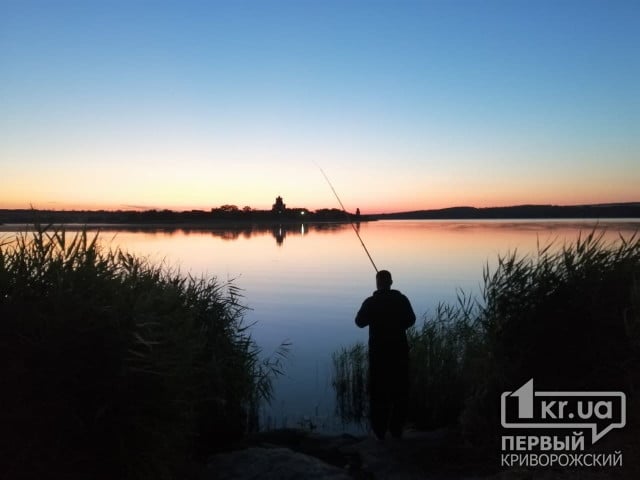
[2,200,640,216]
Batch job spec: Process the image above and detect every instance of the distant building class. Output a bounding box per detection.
[272,196,286,214]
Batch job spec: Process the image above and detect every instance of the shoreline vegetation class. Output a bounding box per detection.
[332,230,640,476]
[3,224,640,478]
[1,201,640,228]
[1,226,288,480]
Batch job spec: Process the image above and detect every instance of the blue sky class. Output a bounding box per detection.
[1,0,638,212]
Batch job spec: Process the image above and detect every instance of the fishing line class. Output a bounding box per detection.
[315,163,378,272]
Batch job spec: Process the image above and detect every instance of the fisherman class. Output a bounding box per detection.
[355,270,416,440]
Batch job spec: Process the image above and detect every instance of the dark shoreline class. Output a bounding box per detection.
[1,202,639,227]
[375,202,640,220]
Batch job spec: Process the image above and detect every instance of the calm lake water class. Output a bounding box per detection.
[4,219,639,432]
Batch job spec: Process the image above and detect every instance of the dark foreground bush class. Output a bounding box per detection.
[463,230,640,443]
[333,230,640,442]
[0,227,285,480]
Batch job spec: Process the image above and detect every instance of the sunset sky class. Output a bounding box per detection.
[1,0,638,213]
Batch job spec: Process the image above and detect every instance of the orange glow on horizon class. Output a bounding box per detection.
[2,172,639,215]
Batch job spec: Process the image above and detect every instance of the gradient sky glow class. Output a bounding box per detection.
[1,0,639,213]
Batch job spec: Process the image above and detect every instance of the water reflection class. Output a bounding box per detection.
[61,221,355,245]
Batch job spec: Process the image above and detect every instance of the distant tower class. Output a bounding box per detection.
[272,196,286,214]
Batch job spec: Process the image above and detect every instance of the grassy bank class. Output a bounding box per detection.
[0,227,285,480]
[333,230,640,443]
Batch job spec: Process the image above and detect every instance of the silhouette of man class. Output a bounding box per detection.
[355,270,416,440]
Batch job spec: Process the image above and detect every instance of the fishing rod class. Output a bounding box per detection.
[315,163,379,273]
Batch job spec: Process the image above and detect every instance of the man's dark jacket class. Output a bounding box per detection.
[355,289,416,355]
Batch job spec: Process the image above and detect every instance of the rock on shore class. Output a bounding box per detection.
[203,428,457,480]
[205,446,351,480]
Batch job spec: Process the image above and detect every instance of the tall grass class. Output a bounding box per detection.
[406,295,484,429]
[332,342,368,425]
[464,230,640,442]
[332,230,640,441]
[0,226,286,480]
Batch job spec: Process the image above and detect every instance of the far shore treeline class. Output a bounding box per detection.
[1,202,640,226]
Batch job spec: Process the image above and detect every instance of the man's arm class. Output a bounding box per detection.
[355,298,372,328]
[403,295,416,329]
